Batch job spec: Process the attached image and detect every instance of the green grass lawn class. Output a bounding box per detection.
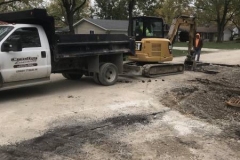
[173,41,240,49]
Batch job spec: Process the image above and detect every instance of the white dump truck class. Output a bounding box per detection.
[0,9,135,91]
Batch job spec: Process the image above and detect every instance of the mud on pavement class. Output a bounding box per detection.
[1,101,240,159]
[0,112,198,160]
[0,114,148,160]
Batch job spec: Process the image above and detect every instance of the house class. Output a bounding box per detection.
[73,18,129,35]
[223,27,233,41]
[179,25,218,42]
[233,27,239,35]
[195,26,218,41]
[57,18,233,42]
[179,25,235,42]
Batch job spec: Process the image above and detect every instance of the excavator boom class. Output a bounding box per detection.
[167,15,196,56]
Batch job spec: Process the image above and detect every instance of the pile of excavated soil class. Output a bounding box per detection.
[161,65,240,139]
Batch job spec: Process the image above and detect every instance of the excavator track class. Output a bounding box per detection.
[142,63,184,77]
[123,62,184,77]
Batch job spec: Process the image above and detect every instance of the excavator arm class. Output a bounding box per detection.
[167,15,196,55]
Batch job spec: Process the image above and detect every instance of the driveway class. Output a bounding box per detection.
[173,49,240,65]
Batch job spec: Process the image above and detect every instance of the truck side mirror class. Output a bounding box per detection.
[1,36,22,52]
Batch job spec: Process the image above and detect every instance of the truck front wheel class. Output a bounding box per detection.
[98,63,118,86]
[62,73,83,80]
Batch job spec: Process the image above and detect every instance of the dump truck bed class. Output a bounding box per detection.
[0,9,135,58]
[56,34,135,58]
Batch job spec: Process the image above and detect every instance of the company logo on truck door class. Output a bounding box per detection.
[11,57,38,68]
[11,57,37,63]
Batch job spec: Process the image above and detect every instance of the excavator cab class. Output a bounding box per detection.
[131,16,164,41]
[129,16,173,63]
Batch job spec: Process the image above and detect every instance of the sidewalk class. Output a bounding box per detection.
[173,47,221,52]
[172,49,240,65]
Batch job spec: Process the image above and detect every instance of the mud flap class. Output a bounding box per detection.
[123,62,143,76]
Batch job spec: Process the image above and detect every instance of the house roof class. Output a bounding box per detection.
[180,25,217,33]
[74,18,129,31]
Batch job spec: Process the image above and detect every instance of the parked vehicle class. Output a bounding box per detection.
[0,9,135,90]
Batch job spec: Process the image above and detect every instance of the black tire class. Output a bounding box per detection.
[98,63,118,86]
[62,73,83,80]
[93,62,104,84]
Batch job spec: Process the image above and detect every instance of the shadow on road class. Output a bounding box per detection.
[0,76,101,103]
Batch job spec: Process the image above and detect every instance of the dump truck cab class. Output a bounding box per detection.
[0,22,52,88]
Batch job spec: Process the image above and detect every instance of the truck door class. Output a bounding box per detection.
[0,27,49,83]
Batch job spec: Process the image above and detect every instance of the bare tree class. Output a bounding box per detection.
[128,0,135,36]
[196,0,240,42]
[61,0,87,34]
[0,0,21,6]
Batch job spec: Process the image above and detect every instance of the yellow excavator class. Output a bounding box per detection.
[124,15,196,77]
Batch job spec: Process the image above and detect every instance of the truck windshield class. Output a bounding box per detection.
[0,26,14,42]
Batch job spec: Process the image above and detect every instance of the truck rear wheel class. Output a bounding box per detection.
[62,73,83,80]
[98,63,118,86]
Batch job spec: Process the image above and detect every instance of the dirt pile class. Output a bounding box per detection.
[161,65,240,139]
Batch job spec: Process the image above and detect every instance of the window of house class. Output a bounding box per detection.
[90,30,94,34]
[7,27,41,48]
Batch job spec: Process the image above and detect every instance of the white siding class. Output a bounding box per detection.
[74,21,106,34]
[110,30,127,35]
[74,20,128,35]
[223,29,232,41]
